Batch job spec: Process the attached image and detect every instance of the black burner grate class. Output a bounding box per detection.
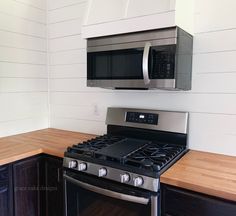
[67,135,125,157]
[67,135,185,173]
[125,142,184,172]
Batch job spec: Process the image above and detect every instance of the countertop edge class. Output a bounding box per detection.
[160,176,236,202]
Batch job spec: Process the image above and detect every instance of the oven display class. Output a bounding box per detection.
[126,112,158,125]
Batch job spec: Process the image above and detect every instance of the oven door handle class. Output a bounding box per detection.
[142,42,151,85]
[64,174,150,205]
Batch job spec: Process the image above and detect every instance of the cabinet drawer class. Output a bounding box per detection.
[161,184,236,216]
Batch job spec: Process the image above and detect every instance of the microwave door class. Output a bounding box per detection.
[87,48,146,88]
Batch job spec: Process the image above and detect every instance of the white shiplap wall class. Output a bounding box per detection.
[48,0,236,156]
[0,0,48,137]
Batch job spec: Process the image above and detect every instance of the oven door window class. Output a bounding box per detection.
[65,173,155,216]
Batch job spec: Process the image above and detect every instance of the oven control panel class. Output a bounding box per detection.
[64,157,159,192]
[126,112,158,125]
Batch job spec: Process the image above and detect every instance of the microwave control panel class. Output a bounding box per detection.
[126,112,158,125]
[150,45,176,79]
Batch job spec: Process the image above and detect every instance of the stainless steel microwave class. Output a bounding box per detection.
[87,27,193,90]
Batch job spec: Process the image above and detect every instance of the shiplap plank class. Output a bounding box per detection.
[49,18,83,38]
[49,35,86,52]
[48,2,86,23]
[0,1,46,23]
[0,62,47,78]
[193,29,236,54]
[191,73,236,93]
[50,49,86,65]
[0,78,48,92]
[0,47,46,64]
[0,30,46,51]
[0,13,46,37]
[50,117,105,135]
[0,117,48,137]
[14,0,47,10]
[193,51,236,73]
[48,0,87,11]
[50,78,106,92]
[50,64,86,78]
[194,0,236,33]
[50,104,105,122]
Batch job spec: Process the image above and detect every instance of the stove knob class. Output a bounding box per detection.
[134,176,144,187]
[98,168,107,177]
[78,162,87,171]
[68,160,77,169]
[120,173,130,183]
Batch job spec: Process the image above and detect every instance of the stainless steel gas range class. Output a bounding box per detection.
[63,107,189,216]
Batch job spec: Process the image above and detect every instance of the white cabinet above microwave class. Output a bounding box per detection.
[82,0,194,38]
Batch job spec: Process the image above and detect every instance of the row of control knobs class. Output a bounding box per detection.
[68,160,144,187]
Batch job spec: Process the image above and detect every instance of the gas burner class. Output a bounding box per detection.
[68,135,125,157]
[125,143,184,172]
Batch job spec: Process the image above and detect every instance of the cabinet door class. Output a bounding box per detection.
[45,156,63,216]
[161,184,236,216]
[0,165,13,216]
[13,156,42,216]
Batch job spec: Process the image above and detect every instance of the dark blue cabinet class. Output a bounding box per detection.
[161,184,236,216]
[0,165,13,216]
[13,156,42,216]
[44,156,63,216]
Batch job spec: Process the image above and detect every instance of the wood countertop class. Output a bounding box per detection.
[1,129,236,202]
[0,128,96,166]
[160,150,236,202]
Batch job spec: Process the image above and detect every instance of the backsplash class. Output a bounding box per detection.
[0,0,48,137]
[49,0,236,156]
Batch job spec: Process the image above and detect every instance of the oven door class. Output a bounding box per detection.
[64,171,159,216]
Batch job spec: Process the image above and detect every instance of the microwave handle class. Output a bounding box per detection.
[64,174,149,205]
[142,42,151,85]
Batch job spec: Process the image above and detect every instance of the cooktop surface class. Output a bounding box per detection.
[66,134,185,174]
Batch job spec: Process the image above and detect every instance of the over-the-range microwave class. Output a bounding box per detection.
[87,26,193,90]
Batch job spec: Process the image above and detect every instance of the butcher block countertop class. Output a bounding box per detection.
[0,128,96,166]
[160,150,236,202]
[0,129,236,202]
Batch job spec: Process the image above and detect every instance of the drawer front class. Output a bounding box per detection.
[161,184,236,216]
